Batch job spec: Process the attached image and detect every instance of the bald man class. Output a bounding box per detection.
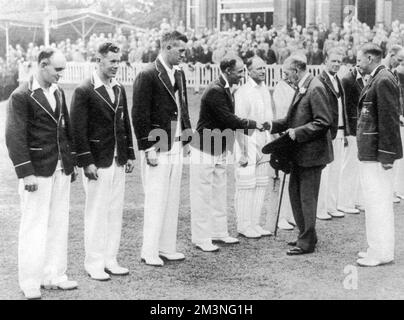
[6,49,78,299]
[234,56,274,238]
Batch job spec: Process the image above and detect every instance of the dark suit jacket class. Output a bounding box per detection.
[192,75,257,156]
[6,77,75,178]
[318,70,350,139]
[132,59,192,152]
[70,75,135,168]
[357,65,403,164]
[271,74,334,167]
[341,68,364,136]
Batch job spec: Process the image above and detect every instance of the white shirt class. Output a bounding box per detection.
[157,55,182,155]
[325,71,344,127]
[234,77,273,164]
[32,76,62,170]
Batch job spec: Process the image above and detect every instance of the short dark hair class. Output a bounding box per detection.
[220,54,242,72]
[97,42,120,56]
[160,31,188,49]
[359,43,383,61]
[37,48,56,64]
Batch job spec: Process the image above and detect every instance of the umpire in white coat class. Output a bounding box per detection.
[355,43,403,267]
[6,49,78,299]
[234,56,273,238]
[70,43,135,280]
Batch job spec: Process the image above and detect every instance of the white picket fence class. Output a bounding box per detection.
[19,62,349,90]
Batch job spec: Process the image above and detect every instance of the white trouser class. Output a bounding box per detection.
[360,162,395,262]
[317,132,345,215]
[190,147,229,245]
[83,161,125,273]
[339,136,362,208]
[141,151,183,259]
[394,126,404,195]
[235,161,270,233]
[18,170,71,291]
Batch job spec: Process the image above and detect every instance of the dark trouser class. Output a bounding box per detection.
[289,164,324,252]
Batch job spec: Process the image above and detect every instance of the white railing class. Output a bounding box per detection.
[19,62,349,90]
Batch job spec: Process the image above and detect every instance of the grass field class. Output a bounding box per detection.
[1,86,404,300]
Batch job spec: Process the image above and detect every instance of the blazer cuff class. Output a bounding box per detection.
[15,161,35,179]
[77,151,95,168]
[138,138,156,151]
[378,150,396,165]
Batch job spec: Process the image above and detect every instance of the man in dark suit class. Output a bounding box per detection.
[316,48,353,220]
[270,55,333,255]
[189,54,261,252]
[5,49,78,299]
[70,42,135,280]
[339,67,366,213]
[355,43,403,267]
[132,31,192,266]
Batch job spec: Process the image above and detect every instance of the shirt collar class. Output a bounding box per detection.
[220,71,230,88]
[356,69,363,80]
[298,72,310,89]
[158,55,180,76]
[370,64,383,78]
[325,71,337,82]
[93,71,119,89]
[32,76,58,94]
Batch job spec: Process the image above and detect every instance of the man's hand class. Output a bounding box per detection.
[84,164,98,180]
[146,150,158,167]
[23,175,38,192]
[257,122,271,132]
[126,160,135,173]
[71,166,79,183]
[287,128,296,141]
[382,163,394,170]
[238,154,248,168]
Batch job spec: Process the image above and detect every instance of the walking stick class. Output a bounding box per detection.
[274,172,287,238]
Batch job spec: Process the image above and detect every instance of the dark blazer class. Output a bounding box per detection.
[341,68,364,136]
[70,75,135,168]
[318,70,350,139]
[192,75,258,156]
[271,74,334,167]
[357,65,403,164]
[132,59,192,152]
[5,77,75,178]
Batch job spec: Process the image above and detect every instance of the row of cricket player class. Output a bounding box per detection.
[5,31,404,300]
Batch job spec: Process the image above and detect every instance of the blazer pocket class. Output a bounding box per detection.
[29,147,43,151]
[89,140,101,143]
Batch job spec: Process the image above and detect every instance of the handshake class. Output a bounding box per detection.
[256,122,271,132]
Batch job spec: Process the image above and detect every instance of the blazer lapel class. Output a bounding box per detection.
[30,88,58,124]
[321,71,339,99]
[219,75,234,112]
[156,59,177,104]
[359,65,385,103]
[94,86,116,112]
[290,74,313,109]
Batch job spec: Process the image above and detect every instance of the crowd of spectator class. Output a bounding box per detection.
[3,16,404,101]
[6,17,404,68]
